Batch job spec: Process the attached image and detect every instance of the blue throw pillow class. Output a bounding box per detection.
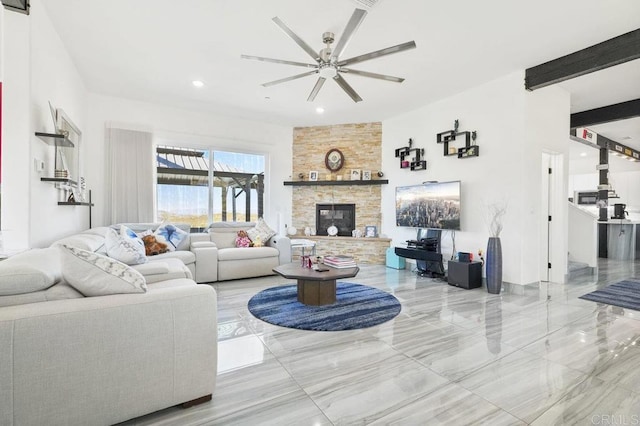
[154,222,188,251]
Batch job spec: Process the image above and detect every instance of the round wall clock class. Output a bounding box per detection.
[325,148,344,172]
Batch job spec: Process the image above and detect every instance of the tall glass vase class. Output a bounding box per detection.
[486,237,502,294]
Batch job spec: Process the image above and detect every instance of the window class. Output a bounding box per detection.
[156,146,265,231]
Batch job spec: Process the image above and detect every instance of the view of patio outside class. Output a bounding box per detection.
[156,146,265,230]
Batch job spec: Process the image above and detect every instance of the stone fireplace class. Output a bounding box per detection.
[316,204,356,236]
[290,122,389,263]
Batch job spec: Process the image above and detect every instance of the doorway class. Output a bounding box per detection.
[541,152,566,283]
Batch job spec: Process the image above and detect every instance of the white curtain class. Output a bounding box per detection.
[105,128,154,224]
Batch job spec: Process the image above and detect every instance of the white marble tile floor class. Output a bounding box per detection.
[121,259,640,425]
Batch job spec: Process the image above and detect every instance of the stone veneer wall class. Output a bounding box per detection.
[291,122,388,264]
[306,236,391,265]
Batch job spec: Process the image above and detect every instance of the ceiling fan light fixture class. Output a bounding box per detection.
[319,66,337,79]
[242,7,415,103]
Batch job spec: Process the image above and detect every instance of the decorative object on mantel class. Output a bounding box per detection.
[365,225,378,238]
[325,148,345,172]
[298,173,305,180]
[362,170,371,180]
[485,201,507,294]
[395,138,426,171]
[309,171,318,181]
[436,119,479,158]
[350,169,361,180]
[377,171,384,178]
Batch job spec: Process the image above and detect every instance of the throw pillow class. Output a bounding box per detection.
[104,226,147,265]
[246,217,276,243]
[154,221,189,251]
[235,230,252,248]
[60,245,147,297]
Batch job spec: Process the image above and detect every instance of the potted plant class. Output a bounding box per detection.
[485,202,506,294]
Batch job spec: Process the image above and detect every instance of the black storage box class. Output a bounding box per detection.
[447,260,482,289]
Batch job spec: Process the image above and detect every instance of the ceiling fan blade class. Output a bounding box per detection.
[272,16,320,62]
[331,8,367,62]
[307,77,327,101]
[241,55,317,69]
[262,70,318,87]
[337,40,417,67]
[339,68,405,83]
[333,74,363,102]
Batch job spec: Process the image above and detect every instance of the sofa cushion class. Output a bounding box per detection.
[218,246,279,261]
[246,218,276,244]
[0,248,62,296]
[105,227,147,265]
[60,245,147,297]
[0,282,84,307]
[154,221,189,251]
[51,231,107,252]
[147,250,196,266]
[208,222,253,249]
[132,258,193,283]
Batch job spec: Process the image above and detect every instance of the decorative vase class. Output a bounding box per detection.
[486,237,502,294]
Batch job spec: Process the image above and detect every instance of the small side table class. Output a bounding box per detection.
[447,260,482,289]
[290,239,317,260]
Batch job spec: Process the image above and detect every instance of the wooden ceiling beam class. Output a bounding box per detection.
[571,98,640,128]
[525,29,640,91]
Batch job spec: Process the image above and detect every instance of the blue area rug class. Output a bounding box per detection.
[248,282,401,331]
[579,280,640,311]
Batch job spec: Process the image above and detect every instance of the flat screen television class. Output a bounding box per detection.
[395,181,461,230]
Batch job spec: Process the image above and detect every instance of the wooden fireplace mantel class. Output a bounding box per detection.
[303,235,391,243]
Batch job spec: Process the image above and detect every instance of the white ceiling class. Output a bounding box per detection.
[42,0,640,129]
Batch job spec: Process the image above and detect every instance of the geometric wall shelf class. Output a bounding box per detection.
[395,138,427,171]
[436,120,479,159]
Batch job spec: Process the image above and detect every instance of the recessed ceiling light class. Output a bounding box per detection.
[580,152,587,157]
[192,80,204,88]
[622,136,632,140]
[316,107,325,114]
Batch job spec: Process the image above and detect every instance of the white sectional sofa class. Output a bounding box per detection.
[51,222,292,283]
[0,245,217,425]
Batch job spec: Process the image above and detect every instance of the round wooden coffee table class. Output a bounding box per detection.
[272,262,360,306]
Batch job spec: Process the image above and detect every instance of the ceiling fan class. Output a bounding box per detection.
[241,8,416,103]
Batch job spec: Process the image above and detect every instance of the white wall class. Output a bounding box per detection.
[382,72,570,285]
[28,0,89,247]
[85,94,293,231]
[1,6,32,250]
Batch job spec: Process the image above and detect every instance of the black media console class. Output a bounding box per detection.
[395,229,445,277]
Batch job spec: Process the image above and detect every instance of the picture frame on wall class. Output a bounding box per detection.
[362,170,371,180]
[365,225,378,238]
[351,169,361,180]
[309,171,318,181]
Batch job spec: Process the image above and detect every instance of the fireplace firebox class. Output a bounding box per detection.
[316,204,356,236]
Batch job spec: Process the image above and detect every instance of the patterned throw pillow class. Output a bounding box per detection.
[154,221,189,251]
[60,245,147,297]
[105,226,147,265]
[246,218,276,243]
